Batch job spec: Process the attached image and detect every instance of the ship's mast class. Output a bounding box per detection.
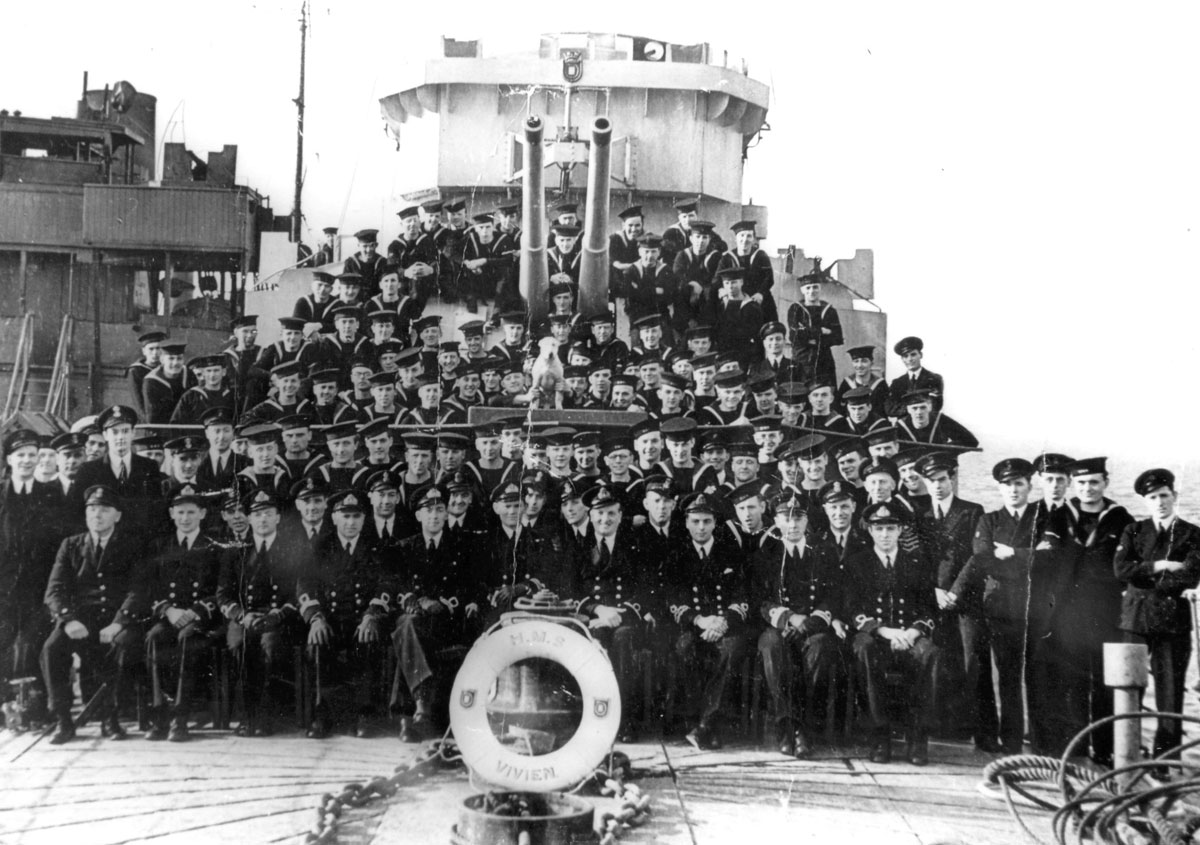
[290,1,308,244]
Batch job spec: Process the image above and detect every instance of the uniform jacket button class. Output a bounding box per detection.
[169,582,176,588]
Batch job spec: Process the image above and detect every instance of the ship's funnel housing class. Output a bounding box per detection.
[520,116,549,321]
[579,117,612,316]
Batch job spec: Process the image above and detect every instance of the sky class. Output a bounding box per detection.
[3,1,1199,466]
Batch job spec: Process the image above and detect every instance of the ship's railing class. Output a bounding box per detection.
[1,313,34,426]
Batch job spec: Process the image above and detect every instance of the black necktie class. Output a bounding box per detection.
[345,542,352,554]
[382,523,391,542]
[428,539,437,552]
[698,546,708,563]
[118,463,128,484]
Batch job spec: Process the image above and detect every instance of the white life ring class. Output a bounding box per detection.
[450,619,621,792]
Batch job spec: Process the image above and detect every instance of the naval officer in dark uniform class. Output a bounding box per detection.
[886,336,944,417]
[846,501,944,765]
[217,489,314,736]
[750,492,847,758]
[666,492,751,750]
[1113,468,1200,764]
[947,458,1040,755]
[302,490,394,739]
[129,483,222,742]
[1,429,65,723]
[391,483,484,742]
[42,485,143,744]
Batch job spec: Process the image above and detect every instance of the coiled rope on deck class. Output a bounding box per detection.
[980,711,1200,845]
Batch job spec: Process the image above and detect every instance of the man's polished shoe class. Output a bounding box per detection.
[793,731,813,760]
[168,721,190,743]
[908,733,930,767]
[146,724,169,741]
[49,720,76,745]
[234,720,256,738]
[398,716,422,744]
[777,733,796,757]
[868,738,892,764]
[974,736,1002,754]
[686,725,721,751]
[355,717,372,739]
[306,718,331,740]
[100,716,127,740]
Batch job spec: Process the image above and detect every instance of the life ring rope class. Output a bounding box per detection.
[450,619,621,792]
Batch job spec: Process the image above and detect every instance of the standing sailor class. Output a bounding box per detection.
[1113,469,1200,764]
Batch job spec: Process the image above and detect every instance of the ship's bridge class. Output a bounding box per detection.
[378,32,770,231]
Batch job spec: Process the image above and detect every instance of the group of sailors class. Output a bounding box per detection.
[0,195,1192,773]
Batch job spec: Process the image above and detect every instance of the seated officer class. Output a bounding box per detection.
[846,501,943,765]
[751,493,847,758]
[217,490,314,737]
[665,492,750,750]
[42,485,142,744]
[303,490,393,739]
[1112,468,1200,765]
[573,484,645,741]
[392,484,484,742]
[131,484,222,742]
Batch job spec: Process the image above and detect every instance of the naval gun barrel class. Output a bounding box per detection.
[578,117,612,316]
[519,116,549,321]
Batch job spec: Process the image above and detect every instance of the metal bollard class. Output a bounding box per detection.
[1104,642,1149,783]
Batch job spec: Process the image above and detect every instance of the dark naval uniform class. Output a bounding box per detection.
[920,494,986,744]
[391,527,484,740]
[787,300,843,383]
[950,503,1039,754]
[128,527,222,740]
[0,476,63,709]
[1043,495,1134,764]
[750,532,846,753]
[343,252,387,299]
[127,359,154,418]
[665,513,750,746]
[1113,506,1200,759]
[71,449,166,538]
[886,368,945,417]
[302,523,395,737]
[846,505,944,764]
[569,517,646,735]
[142,366,194,424]
[216,519,313,734]
[719,248,778,323]
[292,295,338,333]
[42,524,142,738]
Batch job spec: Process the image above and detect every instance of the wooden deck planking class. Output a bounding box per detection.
[0,729,1063,844]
